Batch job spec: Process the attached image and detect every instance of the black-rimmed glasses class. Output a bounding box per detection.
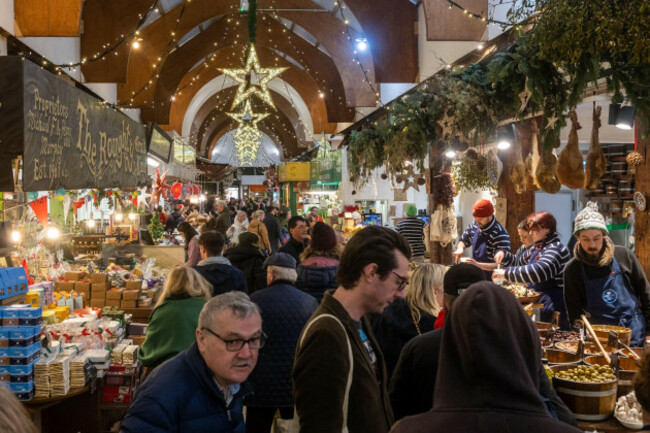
[201,327,267,352]
[392,271,409,291]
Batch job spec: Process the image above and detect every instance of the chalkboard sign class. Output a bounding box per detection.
[147,123,172,163]
[0,57,148,191]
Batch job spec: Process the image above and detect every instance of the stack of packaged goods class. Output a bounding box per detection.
[122,345,138,366]
[85,349,110,378]
[70,354,89,388]
[103,353,140,404]
[0,304,42,401]
[50,355,71,397]
[34,350,58,398]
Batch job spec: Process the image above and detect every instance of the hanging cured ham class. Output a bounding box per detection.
[535,137,562,194]
[584,103,607,191]
[509,128,526,194]
[524,120,540,192]
[556,110,585,189]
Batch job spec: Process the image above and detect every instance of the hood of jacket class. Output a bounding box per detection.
[300,256,339,268]
[195,262,242,286]
[198,256,231,267]
[232,218,249,230]
[573,236,615,268]
[433,281,545,415]
[224,246,265,263]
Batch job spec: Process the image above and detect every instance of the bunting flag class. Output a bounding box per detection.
[29,196,49,226]
[73,198,86,211]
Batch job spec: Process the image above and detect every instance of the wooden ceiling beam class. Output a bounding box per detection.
[14,0,83,37]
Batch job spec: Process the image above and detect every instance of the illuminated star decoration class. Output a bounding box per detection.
[437,111,454,139]
[226,99,271,166]
[150,167,171,206]
[219,44,288,110]
[226,99,270,138]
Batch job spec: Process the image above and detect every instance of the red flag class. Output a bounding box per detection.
[29,196,49,226]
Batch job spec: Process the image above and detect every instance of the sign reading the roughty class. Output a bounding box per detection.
[0,57,148,191]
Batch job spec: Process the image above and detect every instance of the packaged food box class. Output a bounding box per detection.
[91,283,107,291]
[55,281,75,292]
[8,326,41,340]
[10,380,33,393]
[124,281,142,291]
[74,281,91,292]
[90,299,105,309]
[91,290,106,300]
[18,317,41,327]
[64,271,85,281]
[91,273,109,284]
[106,289,123,300]
[120,300,136,309]
[14,388,34,401]
[122,291,140,301]
[102,386,134,403]
[105,299,121,307]
[10,371,33,383]
[8,343,40,357]
[0,373,8,382]
[25,292,39,308]
[8,361,37,375]
[9,351,39,365]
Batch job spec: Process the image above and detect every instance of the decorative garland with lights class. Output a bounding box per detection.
[346,0,650,187]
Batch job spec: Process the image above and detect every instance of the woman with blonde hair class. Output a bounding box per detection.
[370,263,446,380]
[0,387,38,433]
[138,267,212,370]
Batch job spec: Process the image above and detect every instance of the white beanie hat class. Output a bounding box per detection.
[573,201,608,236]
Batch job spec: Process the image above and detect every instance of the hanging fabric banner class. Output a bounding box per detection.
[29,196,49,226]
[63,195,73,222]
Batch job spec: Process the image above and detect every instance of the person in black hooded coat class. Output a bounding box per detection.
[224,232,267,294]
[390,282,582,433]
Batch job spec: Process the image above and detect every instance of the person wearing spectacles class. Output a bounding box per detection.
[245,253,319,432]
[121,292,262,433]
[293,226,412,433]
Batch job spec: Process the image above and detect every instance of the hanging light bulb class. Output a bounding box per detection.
[128,213,137,221]
[86,219,96,228]
[11,230,21,243]
[115,213,124,222]
[445,150,457,159]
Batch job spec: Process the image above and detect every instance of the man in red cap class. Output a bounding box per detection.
[453,199,510,279]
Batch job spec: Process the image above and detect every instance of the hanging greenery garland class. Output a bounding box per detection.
[346,0,650,185]
[248,0,258,44]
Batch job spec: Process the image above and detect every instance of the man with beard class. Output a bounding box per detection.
[564,202,650,347]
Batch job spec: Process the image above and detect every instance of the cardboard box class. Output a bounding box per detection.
[90,299,105,309]
[106,289,123,300]
[105,299,121,307]
[64,272,85,281]
[132,269,143,277]
[91,290,106,300]
[120,300,136,309]
[122,291,140,301]
[55,281,75,293]
[74,281,91,292]
[124,281,142,290]
[91,283,107,291]
[91,273,109,284]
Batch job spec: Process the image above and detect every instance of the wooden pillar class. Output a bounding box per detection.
[634,115,650,276]
[497,119,536,252]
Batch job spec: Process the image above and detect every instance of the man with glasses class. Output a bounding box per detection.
[121,292,263,433]
[292,226,411,433]
[246,253,318,432]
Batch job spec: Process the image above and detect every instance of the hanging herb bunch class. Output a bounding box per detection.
[454,149,492,192]
[92,189,115,210]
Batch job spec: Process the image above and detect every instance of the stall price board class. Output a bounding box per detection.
[0,57,148,191]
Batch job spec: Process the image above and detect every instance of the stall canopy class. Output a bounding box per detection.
[0,56,148,192]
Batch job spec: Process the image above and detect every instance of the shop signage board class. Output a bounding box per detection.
[0,57,148,191]
[147,124,172,163]
[279,162,310,182]
[310,149,342,186]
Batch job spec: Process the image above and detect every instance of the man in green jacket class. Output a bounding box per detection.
[292,226,412,433]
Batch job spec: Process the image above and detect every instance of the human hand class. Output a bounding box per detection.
[494,250,505,265]
[453,248,464,263]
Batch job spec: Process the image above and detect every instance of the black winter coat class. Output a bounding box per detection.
[165,212,184,232]
[247,281,318,407]
[279,237,306,265]
[369,299,436,381]
[390,282,580,433]
[296,256,339,303]
[194,262,248,296]
[224,246,267,294]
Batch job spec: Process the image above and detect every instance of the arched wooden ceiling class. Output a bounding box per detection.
[190,88,305,159]
[129,16,353,125]
[17,0,420,160]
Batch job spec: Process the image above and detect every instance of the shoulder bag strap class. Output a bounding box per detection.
[298,314,354,431]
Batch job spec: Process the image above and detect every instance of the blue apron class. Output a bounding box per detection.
[472,227,493,280]
[529,248,569,329]
[581,257,646,347]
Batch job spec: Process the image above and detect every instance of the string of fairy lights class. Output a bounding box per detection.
[17,0,512,167]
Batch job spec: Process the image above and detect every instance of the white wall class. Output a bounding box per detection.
[19,36,81,81]
[0,1,14,35]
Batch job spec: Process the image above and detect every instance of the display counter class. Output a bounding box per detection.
[101,244,185,268]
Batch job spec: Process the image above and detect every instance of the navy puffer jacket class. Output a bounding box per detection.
[247,281,318,407]
[121,343,252,433]
[296,256,339,303]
